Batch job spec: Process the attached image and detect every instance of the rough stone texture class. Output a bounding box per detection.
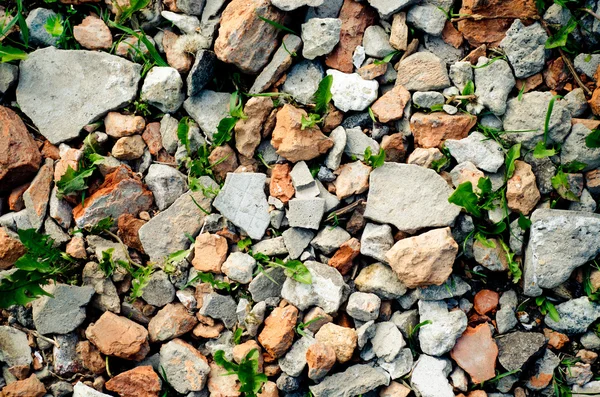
[0,326,32,367]
[32,283,94,335]
[500,20,548,79]
[0,374,46,397]
[282,60,324,105]
[418,300,468,356]
[0,106,42,192]
[85,312,150,360]
[365,163,460,233]
[526,349,561,390]
[355,262,407,299]
[506,160,540,215]
[145,164,187,211]
[73,14,112,50]
[184,90,230,140]
[187,50,216,97]
[147,302,197,342]
[105,366,161,397]
[451,324,498,383]
[214,0,285,74]
[258,305,298,358]
[73,382,111,397]
[0,227,26,270]
[270,163,295,203]
[199,293,238,328]
[159,339,210,394]
[22,158,53,230]
[192,232,228,273]
[327,69,379,112]
[315,323,357,364]
[301,18,342,60]
[279,333,315,377]
[309,364,389,397]
[524,209,600,296]
[545,297,600,334]
[17,47,141,144]
[234,96,273,158]
[333,161,371,199]
[411,355,454,397]
[306,342,336,381]
[347,292,381,321]
[222,252,257,283]
[474,58,515,116]
[445,131,504,173]
[140,66,184,113]
[411,112,477,148]
[496,331,546,371]
[370,85,411,123]
[562,123,600,172]
[249,34,302,94]
[395,52,450,91]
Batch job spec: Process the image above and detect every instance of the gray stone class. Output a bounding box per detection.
[199,293,238,329]
[407,3,448,36]
[449,61,473,92]
[283,228,315,260]
[500,20,548,78]
[73,382,111,397]
[250,34,303,94]
[160,340,210,394]
[287,198,325,230]
[281,261,349,313]
[524,209,600,296]
[17,47,141,144]
[569,189,597,212]
[564,88,589,117]
[141,66,184,113]
[509,218,525,256]
[145,164,188,210]
[355,263,407,299]
[178,0,206,15]
[161,11,200,34]
[290,161,319,198]
[49,381,74,397]
[32,284,94,335]
[562,124,600,172]
[378,348,413,379]
[363,25,395,58]
[474,57,515,116]
[309,364,390,397]
[138,177,218,263]
[445,131,504,173]
[237,299,265,337]
[371,321,405,362]
[347,292,382,321]
[581,331,600,349]
[253,237,288,256]
[49,186,72,229]
[26,8,60,47]
[141,270,175,307]
[418,300,467,356]
[357,320,376,349]
[423,35,464,64]
[344,127,380,160]
[496,331,546,371]
[213,173,270,240]
[272,0,324,11]
[53,333,83,376]
[310,226,351,255]
[306,0,344,18]
[249,267,286,302]
[160,114,180,154]
[222,252,256,284]
[544,3,572,25]
[573,381,600,397]
[184,90,230,140]
[360,223,394,263]
[416,275,471,300]
[44,218,70,246]
[82,262,120,313]
[526,349,561,390]
[0,210,32,232]
[574,53,600,79]
[365,163,461,233]
[282,60,324,105]
[411,355,454,397]
[279,334,316,377]
[367,0,417,18]
[301,18,342,60]
[0,63,18,95]
[327,70,379,112]
[413,91,445,109]
[473,237,508,272]
[187,50,216,97]
[545,297,600,334]
[450,367,468,392]
[391,310,418,338]
[277,373,302,392]
[502,91,571,149]
[524,152,556,195]
[324,126,346,170]
[316,180,340,212]
[0,326,32,367]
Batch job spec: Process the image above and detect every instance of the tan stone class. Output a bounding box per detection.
[322,105,343,133]
[214,0,285,74]
[0,227,25,270]
[66,236,87,259]
[306,342,336,380]
[410,112,476,148]
[380,381,411,397]
[105,112,145,138]
[315,323,357,364]
[148,303,198,342]
[192,233,228,273]
[271,104,334,163]
[112,135,146,160]
[163,30,193,73]
[105,366,161,397]
[590,87,600,116]
[442,21,464,48]
[209,144,239,183]
[193,322,224,339]
[207,360,241,397]
[77,341,105,374]
[543,328,569,350]
[73,14,112,50]
[85,311,150,360]
[23,159,53,228]
[407,147,444,168]
[269,163,295,203]
[507,160,540,215]
[54,148,82,182]
[357,63,388,80]
[385,227,458,288]
[590,268,600,293]
[303,307,333,334]
[473,290,499,315]
[473,238,509,272]
[117,214,146,253]
[333,161,371,199]
[381,133,406,162]
[0,374,46,397]
[233,340,263,372]
[576,349,598,365]
[235,97,274,157]
[258,305,298,359]
[451,162,485,190]
[515,73,543,94]
[390,12,408,51]
[451,323,498,384]
[325,0,376,73]
[574,118,600,131]
[258,381,278,397]
[142,122,163,156]
[396,53,451,92]
[371,85,411,123]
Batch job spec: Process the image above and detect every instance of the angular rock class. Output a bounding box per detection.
[343,127,379,160]
[200,293,238,329]
[258,305,298,358]
[301,18,342,60]
[413,91,445,109]
[0,326,32,367]
[23,159,53,230]
[315,323,357,364]
[145,164,187,210]
[347,292,381,321]
[112,135,146,160]
[279,334,315,377]
[73,14,112,50]
[355,263,407,299]
[411,355,454,397]
[500,20,548,79]
[192,232,228,273]
[371,321,406,362]
[327,69,379,112]
[562,123,600,172]
[363,25,394,58]
[310,226,351,255]
[249,34,302,94]
[406,1,449,36]
[306,342,336,381]
[234,96,273,158]
[545,297,600,334]
[105,366,161,397]
[395,52,450,91]
[85,312,150,360]
[496,331,546,371]
[160,339,210,394]
[73,382,111,397]
[148,303,197,342]
[371,85,411,123]
[184,90,230,140]
[222,252,257,284]
[32,283,94,335]
[0,374,46,397]
[451,324,498,383]
[474,57,515,116]
[309,364,389,397]
[141,271,176,307]
[333,161,371,199]
[17,47,141,144]
[445,131,504,173]
[418,300,468,356]
[282,60,324,105]
[0,227,26,270]
[187,50,216,97]
[287,197,325,230]
[526,349,560,390]
[506,160,540,215]
[140,66,184,113]
[248,267,286,302]
[411,112,477,148]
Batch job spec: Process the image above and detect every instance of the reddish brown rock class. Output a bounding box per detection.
[271,105,334,163]
[370,85,411,123]
[306,342,336,380]
[325,0,376,73]
[214,0,285,74]
[233,340,263,372]
[192,233,228,273]
[77,341,105,374]
[442,21,464,48]
[451,323,498,384]
[193,322,224,339]
[381,133,407,162]
[142,122,163,155]
[105,366,161,397]
[410,112,477,148]
[315,323,357,364]
[235,97,274,158]
[117,214,146,253]
[462,44,487,65]
[163,30,193,73]
[574,118,600,131]
[85,311,150,360]
[380,381,411,397]
[54,148,82,182]
[0,106,42,192]
[209,144,239,182]
[269,163,295,203]
[258,305,298,359]
[473,290,500,315]
[333,161,371,199]
[507,160,540,215]
[515,73,544,94]
[543,328,569,350]
[148,303,198,342]
[73,14,112,50]
[590,87,600,116]
[8,183,29,211]
[543,58,569,91]
[23,158,53,228]
[576,349,598,364]
[0,227,26,270]
[329,237,361,275]
[357,63,388,80]
[0,374,46,397]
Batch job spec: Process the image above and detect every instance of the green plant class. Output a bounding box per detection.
[368,107,377,123]
[475,369,521,388]
[533,95,562,159]
[127,263,155,302]
[44,14,63,37]
[72,216,114,235]
[430,146,452,173]
[109,21,168,75]
[214,349,268,397]
[499,239,522,283]
[115,0,151,23]
[585,129,600,148]
[545,17,578,49]
[363,147,385,169]
[184,271,234,291]
[407,320,432,357]
[56,145,104,200]
[213,91,246,146]
[295,317,323,337]
[253,253,312,284]
[298,75,334,130]
[373,50,402,65]
[256,14,296,35]
[237,237,253,252]
[535,296,560,321]
[583,262,600,302]
[551,166,581,201]
[98,248,127,278]
[301,113,324,130]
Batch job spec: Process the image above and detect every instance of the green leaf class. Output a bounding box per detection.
[237,237,253,252]
[448,181,481,218]
[16,0,28,47]
[44,14,63,37]
[543,95,562,144]
[477,177,493,195]
[373,50,402,65]
[546,301,560,322]
[229,91,246,119]
[56,165,95,199]
[233,328,243,344]
[184,271,232,291]
[0,269,54,308]
[368,107,377,123]
[545,18,578,49]
[562,160,586,173]
[532,141,558,159]
[314,75,334,115]
[128,264,155,302]
[517,83,526,101]
[99,248,117,278]
[499,239,522,283]
[108,22,168,67]
[213,117,237,146]
[300,113,322,130]
[214,350,239,373]
[462,80,475,96]
[363,147,386,169]
[0,45,27,63]
[256,15,296,35]
[585,129,600,148]
[505,143,521,179]
[273,259,312,284]
[177,116,190,153]
[117,0,151,23]
[518,213,531,230]
[474,232,496,248]
[552,169,579,201]
[166,249,190,265]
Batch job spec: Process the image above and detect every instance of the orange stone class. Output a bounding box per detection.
[590,87,600,116]
[543,328,569,349]
[105,366,161,397]
[0,227,26,270]
[0,374,46,397]
[328,237,360,275]
[410,112,476,148]
[192,233,228,274]
[270,163,295,203]
[258,305,298,359]
[451,323,498,384]
[442,21,464,48]
[85,312,150,360]
[370,85,411,123]
[474,290,500,315]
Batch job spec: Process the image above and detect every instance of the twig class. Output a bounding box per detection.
[102,230,142,268]
[11,324,58,348]
[581,7,600,21]
[325,199,364,222]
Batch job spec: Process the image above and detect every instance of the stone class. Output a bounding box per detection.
[445,131,504,173]
[213,173,270,239]
[395,52,450,91]
[355,263,406,300]
[389,12,409,51]
[473,289,500,315]
[282,60,324,105]
[214,0,285,73]
[282,228,314,260]
[413,91,445,109]
[370,85,411,123]
[407,0,449,36]
[363,25,394,58]
[451,324,498,383]
[17,47,140,144]
[279,334,316,377]
[500,20,548,79]
[287,198,325,229]
[73,382,111,397]
[140,66,184,113]
[160,339,210,394]
[0,63,18,95]
[208,144,238,182]
[85,312,150,360]
[32,283,94,335]
[141,271,176,307]
[380,382,412,397]
[269,164,295,204]
[424,35,464,64]
[418,300,468,356]
[309,364,389,397]
[144,164,187,211]
[138,177,218,262]
[328,237,361,275]
[112,135,146,160]
[183,90,230,140]
[327,69,379,112]
[506,160,540,215]
[0,227,25,270]
[524,209,600,296]
[496,331,546,371]
[310,226,351,255]
[290,161,319,197]
[249,34,302,94]
[73,165,153,228]
[21,159,52,230]
[411,112,477,148]
[315,323,357,364]
[359,223,394,263]
[347,292,381,321]
[0,374,46,397]
[73,15,112,50]
[148,303,197,342]
[333,161,371,199]
[411,355,454,397]
[271,104,334,163]
[281,261,348,313]
[574,53,600,79]
[474,58,515,116]
[199,293,238,329]
[306,342,336,380]
[545,297,600,334]
[235,97,273,158]
[449,61,473,91]
[325,0,376,73]
[344,127,379,160]
[365,163,460,233]
[105,366,161,397]
[0,326,32,367]
[562,123,600,172]
[222,252,257,283]
[377,348,413,379]
[526,349,560,390]
[258,305,298,358]
[372,321,406,362]
[192,233,228,273]
[301,18,342,60]
[26,8,60,47]
[187,50,216,97]
[563,88,588,117]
